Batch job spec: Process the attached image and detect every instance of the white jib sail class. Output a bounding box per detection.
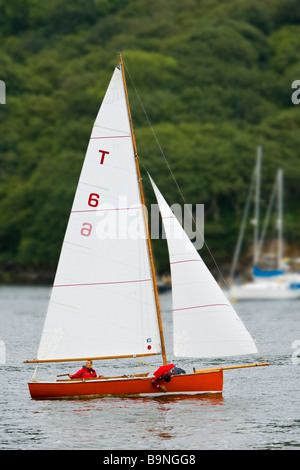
[150,177,258,358]
[37,68,161,361]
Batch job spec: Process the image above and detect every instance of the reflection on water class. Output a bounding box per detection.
[152,393,224,406]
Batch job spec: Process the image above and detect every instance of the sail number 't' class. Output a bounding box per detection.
[99,149,109,164]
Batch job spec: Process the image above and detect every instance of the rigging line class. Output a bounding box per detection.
[123,58,229,288]
[137,358,156,370]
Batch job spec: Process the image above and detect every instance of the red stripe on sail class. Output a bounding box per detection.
[170,260,203,264]
[90,135,131,139]
[173,303,231,312]
[54,279,152,288]
[71,206,142,214]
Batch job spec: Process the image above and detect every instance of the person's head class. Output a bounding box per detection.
[86,360,93,369]
[163,372,171,382]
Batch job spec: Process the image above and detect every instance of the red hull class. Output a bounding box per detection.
[28,371,223,400]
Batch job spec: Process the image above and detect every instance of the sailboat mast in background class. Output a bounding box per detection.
[253,145,262,266]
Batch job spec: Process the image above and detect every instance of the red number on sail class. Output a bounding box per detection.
[88,193,100,207]
[81,223,92,237]
[99,149,109,164]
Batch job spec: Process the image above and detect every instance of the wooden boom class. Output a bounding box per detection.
[23,352,160,364]
[193,362,269,374]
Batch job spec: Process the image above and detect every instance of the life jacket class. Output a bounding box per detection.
[153,364,175,379]
[71,366,97,379]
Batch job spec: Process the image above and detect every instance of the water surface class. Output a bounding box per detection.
[0,286,299,450]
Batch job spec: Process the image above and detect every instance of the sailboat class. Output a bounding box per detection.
[229,153,300,300]
[25,53,267,399]
[253,168,300,289]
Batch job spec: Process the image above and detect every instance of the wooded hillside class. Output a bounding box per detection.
[0,0,300,282]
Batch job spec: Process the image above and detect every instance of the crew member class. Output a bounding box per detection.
[69,360,97,379]
[151,363,175,391]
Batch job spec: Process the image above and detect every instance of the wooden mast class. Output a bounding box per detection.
[119,51,167,366]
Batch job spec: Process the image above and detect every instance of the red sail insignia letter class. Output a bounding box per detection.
[81,223,92,237]
[99,149,109,165]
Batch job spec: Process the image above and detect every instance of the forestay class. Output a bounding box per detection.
[150,177,258,358]
[37,68,161,361]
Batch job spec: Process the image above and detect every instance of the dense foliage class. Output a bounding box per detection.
[0,0,300,282]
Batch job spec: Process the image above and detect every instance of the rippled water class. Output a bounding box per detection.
[0,285,299,450]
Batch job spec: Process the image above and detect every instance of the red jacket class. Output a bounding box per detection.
[70,366,97,379]
[153,364,175,379]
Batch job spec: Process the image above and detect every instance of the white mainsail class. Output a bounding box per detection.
[150,177,258,358]
[37,68,161,361]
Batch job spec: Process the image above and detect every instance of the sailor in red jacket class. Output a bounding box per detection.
[69,360,97,379]
[151,363,175,391]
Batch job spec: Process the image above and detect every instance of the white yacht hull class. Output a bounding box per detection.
[228,281,300,300]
